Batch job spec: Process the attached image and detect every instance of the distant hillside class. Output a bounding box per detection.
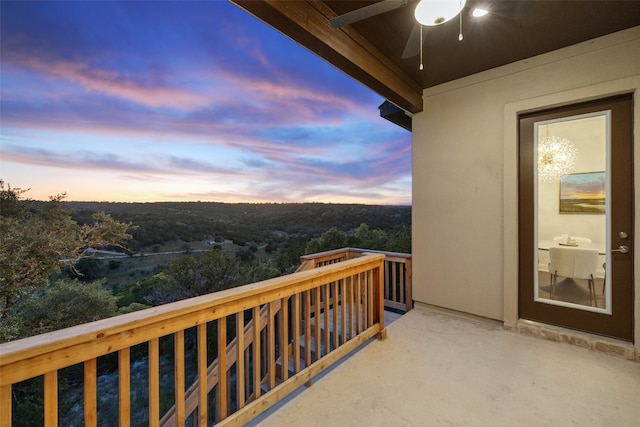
[66,202,411,251]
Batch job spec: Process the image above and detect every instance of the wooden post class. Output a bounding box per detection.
[405,257,413,311]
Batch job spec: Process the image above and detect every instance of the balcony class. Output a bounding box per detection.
[2,248,638,426]
[250,304,640,426]
[0,249,411,426]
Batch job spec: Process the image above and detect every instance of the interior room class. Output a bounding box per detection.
[536,115,607,309]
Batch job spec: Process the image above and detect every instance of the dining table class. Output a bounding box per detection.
[538,239,606,255]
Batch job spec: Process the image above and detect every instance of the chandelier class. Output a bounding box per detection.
[415,0,467,26]
[537,135,578,182]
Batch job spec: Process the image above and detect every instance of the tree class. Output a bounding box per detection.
[0,181,134,319]
[239,259,280,284]
[70,258,103,281]
[274,242,306,274]
[353,223,387,250]
[9,279,119,338]
[143,250,242,305]
[305,226,348,254]
[236,248,255,262]
[304,223,412,256]
[386,224,411,253]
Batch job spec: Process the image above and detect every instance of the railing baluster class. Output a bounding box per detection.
[363,272,368,331]
[399,262,405,306]
[391,261,398,303]
[268,302,276,390]
[118,348,131,427]
[236,313,245,409]
[252,306,261,400]
[174,330,185,427]
[362,272,368,329]
[314,286,321,361]
[368,270,374,328]
[355,273,362,334]
[44,371,58,427]
[348,276,354,340]
[323,284,330,356]
[333,280,339,350]
[376,265,385,335]
[217,318,228,421]
[84,358,97,427]
[1,385,11,427]
[341,278,347,344]
[197,323,208,426]
[293,293,301,375]
[280,297,289,381]
[304,291,311,369]
[384,260,390,301]
[149,338,160,427]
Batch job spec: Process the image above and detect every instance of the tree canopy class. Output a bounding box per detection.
[0,180,134,320]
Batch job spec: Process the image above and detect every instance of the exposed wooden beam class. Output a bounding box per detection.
[230,0,423,114]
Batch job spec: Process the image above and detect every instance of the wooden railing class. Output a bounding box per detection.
[0,254,386,427]
[299,248,413,312]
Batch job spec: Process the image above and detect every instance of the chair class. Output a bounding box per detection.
[548,247,599,307]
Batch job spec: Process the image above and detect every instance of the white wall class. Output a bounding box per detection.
[412,24,640,344]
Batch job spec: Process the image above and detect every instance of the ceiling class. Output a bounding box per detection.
[231,1,640,114]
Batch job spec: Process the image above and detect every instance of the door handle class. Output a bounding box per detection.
[612,245,629,254]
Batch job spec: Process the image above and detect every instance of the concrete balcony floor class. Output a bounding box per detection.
[251,305,640,426]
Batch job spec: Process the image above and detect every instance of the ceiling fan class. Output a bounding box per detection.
[329,0,535,60]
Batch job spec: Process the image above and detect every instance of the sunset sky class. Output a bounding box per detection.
[560,172,606,200]
[0,1,412,205]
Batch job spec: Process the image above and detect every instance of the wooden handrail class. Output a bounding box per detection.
[0,253,386,427]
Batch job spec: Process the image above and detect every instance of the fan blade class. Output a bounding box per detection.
[402,22,425,59]
[330,0,408,28]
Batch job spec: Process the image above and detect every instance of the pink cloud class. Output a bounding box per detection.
[224,73,370,120]
[5,53,212,111]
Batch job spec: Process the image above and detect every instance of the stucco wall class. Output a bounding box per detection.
[412,25,640,335]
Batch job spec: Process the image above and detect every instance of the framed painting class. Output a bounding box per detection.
[559,171,605,214]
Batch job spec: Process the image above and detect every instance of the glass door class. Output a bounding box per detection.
[519,94,633,341]
[535,113,608,312]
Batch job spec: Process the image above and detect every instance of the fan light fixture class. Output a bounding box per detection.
[538,136,578,182]
[414,0,467,26]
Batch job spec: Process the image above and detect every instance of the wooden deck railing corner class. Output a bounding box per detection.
[299,248,412,312]
[1,253,387,427]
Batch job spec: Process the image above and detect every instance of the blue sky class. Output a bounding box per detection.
[0,1,411,205]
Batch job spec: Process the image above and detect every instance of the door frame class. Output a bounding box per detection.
[502,78,640,350]
[518,94,633,340]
